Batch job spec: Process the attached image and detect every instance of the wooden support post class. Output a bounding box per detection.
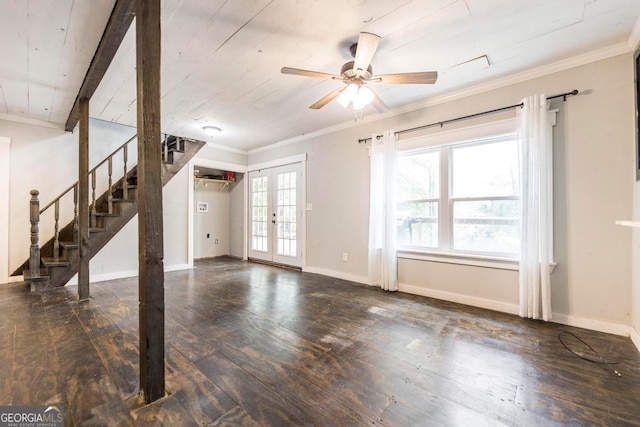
[29,190,40,277]
[136,0,165,404]
[78,97,90,301]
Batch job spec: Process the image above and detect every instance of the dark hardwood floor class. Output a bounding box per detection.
[1,257,639,426]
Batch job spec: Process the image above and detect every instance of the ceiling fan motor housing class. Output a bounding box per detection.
[341,61,373,80]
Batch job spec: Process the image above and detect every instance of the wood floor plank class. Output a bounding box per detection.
[165,346,236,425]
[195,351,318,426]
[1,257,639,425]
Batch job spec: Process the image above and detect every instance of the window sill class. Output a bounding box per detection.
[397,250,557,272]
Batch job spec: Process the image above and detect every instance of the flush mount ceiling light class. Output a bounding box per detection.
[202,126,222,136]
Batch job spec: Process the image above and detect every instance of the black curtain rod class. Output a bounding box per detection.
[358,89,579,144]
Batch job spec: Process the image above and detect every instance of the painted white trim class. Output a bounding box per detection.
[187,162,195,269]
[0,113,66,130]
[0,137,9,285]
[301,159,307,269]
[399,283,520,315]
[248,153,307,172]
[399,282,631,337]
[193,157,248,173]
[165,263,192,273]
[302,266,369,286]
[242,174,249,261]
[250,42,630,155]
[7,275,23,283]
[551,313,630,337]
[398,118,517,152]
[629,15,640,51]
[398,251,519,271]
[205,141,247,155]
[631,327,640,352]
[66,263,193,286]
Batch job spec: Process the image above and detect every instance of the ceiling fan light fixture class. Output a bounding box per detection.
[352,86,374,110]
[203,125,222,136]
[337,83,359,108]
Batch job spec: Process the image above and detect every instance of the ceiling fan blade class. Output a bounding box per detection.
[370,71,438,84]
[353,32,381,76]
[368,87,388,113]
[309,86,346,109]
[281,67,342,80]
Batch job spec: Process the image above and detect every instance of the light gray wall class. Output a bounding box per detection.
[250,53,635,329]
[4,118,137,273]
[3,118,192,282]
[194,182,231,258]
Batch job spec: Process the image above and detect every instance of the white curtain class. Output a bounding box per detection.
[518,95,552,321]
[368,130,398,291]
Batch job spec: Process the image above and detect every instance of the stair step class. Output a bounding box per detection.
[89,227,106,233]
[42,257,70,268]
[60,241,78,250]
[23,270,50,282]
[112,198,136,203]
[95,212,120,217]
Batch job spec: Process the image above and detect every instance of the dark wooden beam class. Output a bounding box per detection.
[78,97,90,301]
[136,0,165,404]
[64,0,135,132]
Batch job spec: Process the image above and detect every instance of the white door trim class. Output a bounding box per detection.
[0,137,10,284]
[248,153,307,172]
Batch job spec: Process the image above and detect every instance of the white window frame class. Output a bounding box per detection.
[397,118,534,270]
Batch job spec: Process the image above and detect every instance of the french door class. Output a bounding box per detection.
[248,163,302,267]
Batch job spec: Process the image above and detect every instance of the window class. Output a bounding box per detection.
[397,133,520,258]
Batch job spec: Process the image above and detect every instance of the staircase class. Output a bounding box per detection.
[13,134,204,288]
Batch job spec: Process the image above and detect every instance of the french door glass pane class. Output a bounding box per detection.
[452,200,519,254]
[251,176,268,252]
[276,171,297,257]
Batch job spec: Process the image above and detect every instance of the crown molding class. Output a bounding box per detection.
[252,41,632,155]
[206,141,247,155]
[0,113,65,131]
[629,15,640,52]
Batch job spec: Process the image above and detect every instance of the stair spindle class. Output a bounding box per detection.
[123,145,129,200]
[91,170,97,228]
[53,199,60,262]
[73,184,78,243]
[29,190,40,278]
[163,135,168,162]
[108,157,114,214]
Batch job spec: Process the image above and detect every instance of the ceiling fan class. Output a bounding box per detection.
[281,32,438,112]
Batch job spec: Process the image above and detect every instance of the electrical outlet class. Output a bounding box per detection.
[342,253,348,262]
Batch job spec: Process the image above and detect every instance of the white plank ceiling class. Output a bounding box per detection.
[1,0,640,151]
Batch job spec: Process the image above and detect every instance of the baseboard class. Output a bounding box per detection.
[550,313,630,337]
[631,327,640,352]
[164,263,191,273]
[66,263,193,286]
[398,283,520,315]
[6,275,24,284]
[398,283,631,337]
[302,266,370,286]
